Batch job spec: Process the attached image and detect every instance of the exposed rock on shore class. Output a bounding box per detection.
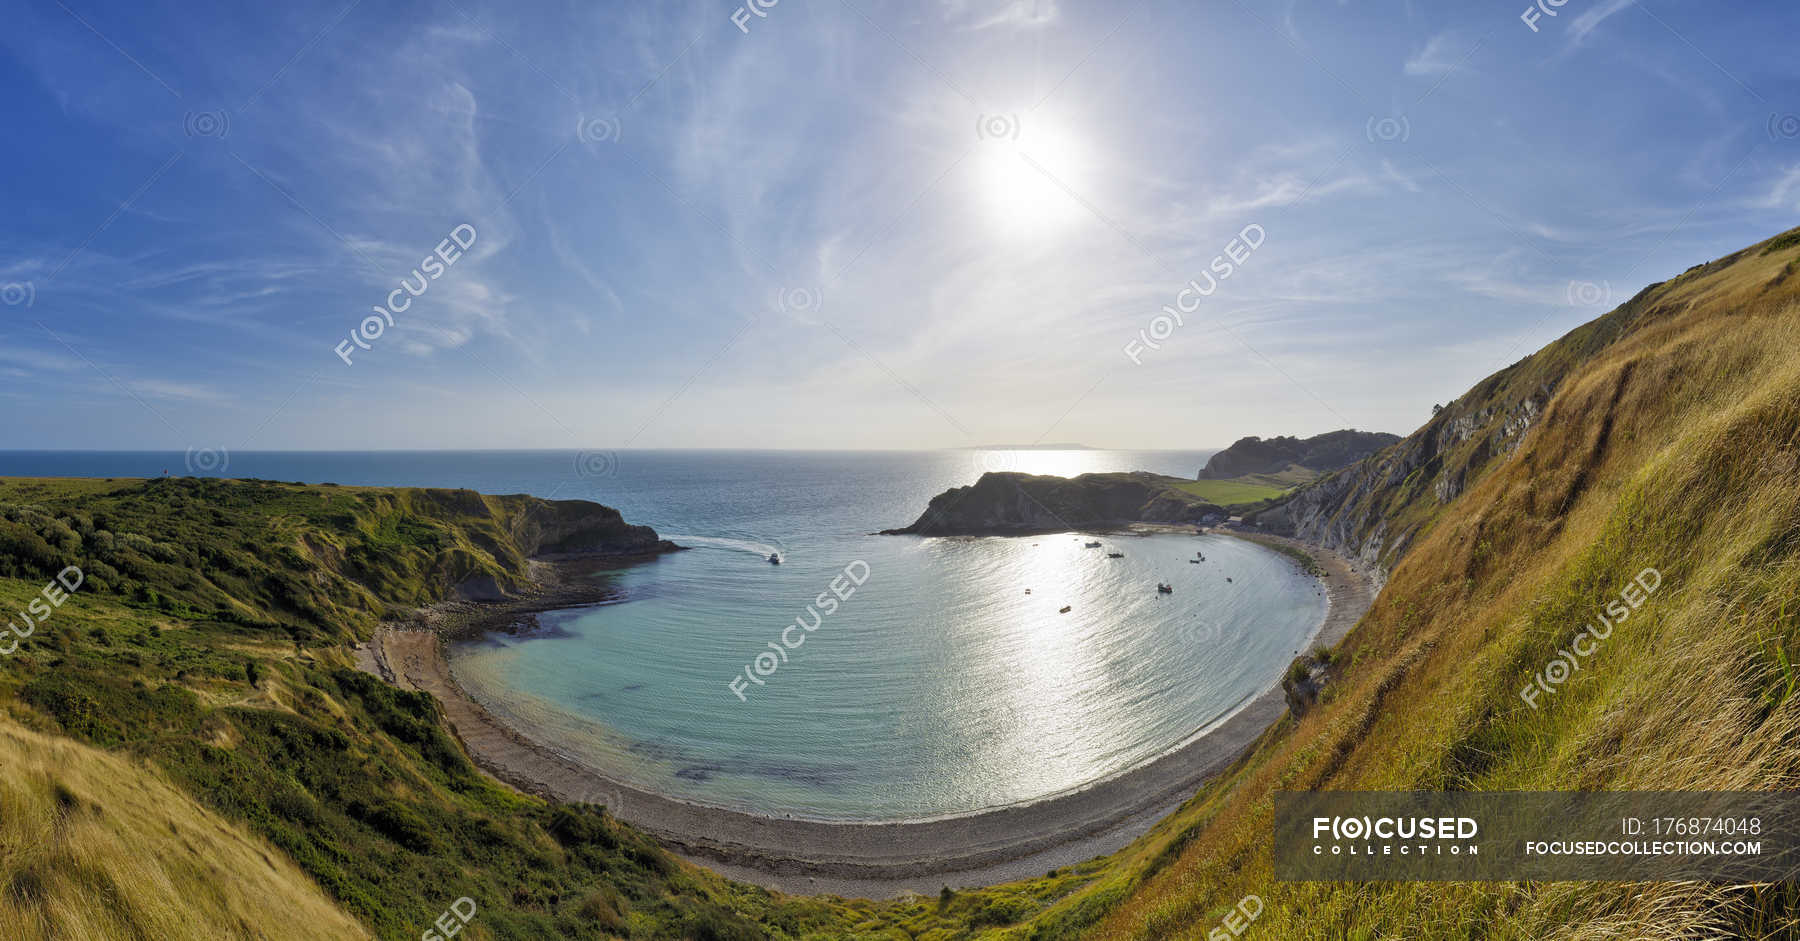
[499,495,681,559]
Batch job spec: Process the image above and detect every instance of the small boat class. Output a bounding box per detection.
[1107,552,1124,558]
[1157,583,1173,594]
[1059,605,1072,614]
[768,553,782,565]
[1226,577,1233,583]
[1084,541,1103,548]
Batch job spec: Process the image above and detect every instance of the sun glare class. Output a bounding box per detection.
[975,117,1092,237]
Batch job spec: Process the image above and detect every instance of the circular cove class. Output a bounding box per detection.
[448,530,1327,822]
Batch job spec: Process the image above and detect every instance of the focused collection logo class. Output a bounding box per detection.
[1310,815,1481,857]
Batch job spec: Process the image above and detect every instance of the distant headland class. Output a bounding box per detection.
[955,443,1096,450]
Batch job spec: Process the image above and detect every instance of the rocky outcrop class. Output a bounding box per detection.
[406,488,681,561]
[499,497,680,559]
[452,573,509,602]
[882,472,1224,536]
[1282,653,1331,718]
[1244,390,1552,570]
[1197,430,1400,480]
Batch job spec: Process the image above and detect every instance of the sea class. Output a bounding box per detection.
[0,449,1327,821]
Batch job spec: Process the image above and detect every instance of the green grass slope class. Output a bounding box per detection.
[0,479,961,939]
[1170,478,1290,509]
[1002,228,1800,939]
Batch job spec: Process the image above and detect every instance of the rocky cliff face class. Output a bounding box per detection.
[1244,282,1668,571]
[1244,393,1548,569]
[497,496,680,559]
[397,488,679,560]
[1197,429,1400,480]
[348,489,680,603]
[883,472,1224,535]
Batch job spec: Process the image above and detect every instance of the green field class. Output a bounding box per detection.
[1171,477,1290,507]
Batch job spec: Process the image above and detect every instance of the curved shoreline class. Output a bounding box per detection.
[357,533,1376,898]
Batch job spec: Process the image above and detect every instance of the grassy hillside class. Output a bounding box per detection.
[1196,431,1401,482]
[0,479,1010,939]
[1182,431,1403,510]
[1170,478,1290,508]
[1001,230,1800,939]
[0,719,373,939]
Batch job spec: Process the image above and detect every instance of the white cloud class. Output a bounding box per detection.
[1404,32,1463,76]
[0,348,84,373]
[1569,0,1639,45]
[131,379,222,402]
[1380,159,1423,194]
[1753,165,1800,211]
[942,0,1059,31]
[1204,173,1375,216]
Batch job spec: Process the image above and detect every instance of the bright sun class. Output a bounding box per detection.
[975,116,1091,238]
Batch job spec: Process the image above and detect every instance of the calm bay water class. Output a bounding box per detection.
[0,449,1326,820]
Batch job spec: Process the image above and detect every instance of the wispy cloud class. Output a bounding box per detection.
[0,0,1795,449]
[1570,0,1639,46]
[1752,165,1800,211]
[942,0,1060,31]
[1404,31,1464,76]
[131,379,223,402]
[1380,160,1423,194]
[0,348,85,373]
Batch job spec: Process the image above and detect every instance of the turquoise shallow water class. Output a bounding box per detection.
[0,448,1326,820]
[451,530,1325,820]
[436,450,1326,820]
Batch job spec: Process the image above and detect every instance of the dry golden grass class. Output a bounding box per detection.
[0,718,371,940]
[1020,233,1800,939]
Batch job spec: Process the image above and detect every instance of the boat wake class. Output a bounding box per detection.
[666,533,783,559]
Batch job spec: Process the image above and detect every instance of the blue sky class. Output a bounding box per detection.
[1,0,1796,451]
